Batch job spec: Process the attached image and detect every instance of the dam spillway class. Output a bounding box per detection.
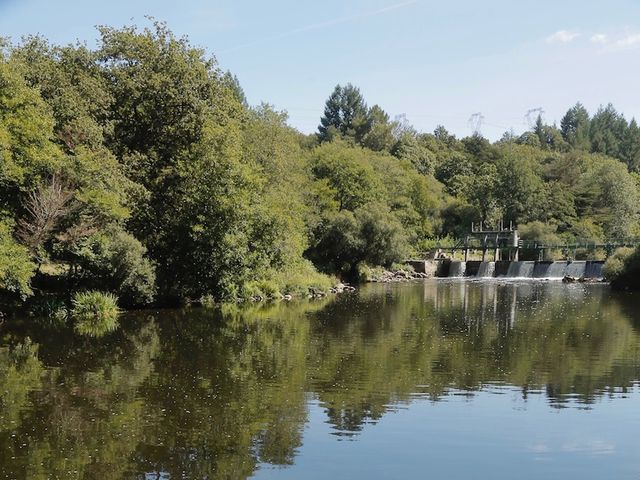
[439,260,604,280]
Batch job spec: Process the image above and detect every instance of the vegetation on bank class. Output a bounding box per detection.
[604,247,640,290]
[1,20,640,313]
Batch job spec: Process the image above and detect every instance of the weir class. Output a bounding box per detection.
[421,220,631,281]
[476,261,496,278]
[439,260,605,280]
[449,261,467,278]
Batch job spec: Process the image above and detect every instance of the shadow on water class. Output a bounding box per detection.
[0,281,639,478]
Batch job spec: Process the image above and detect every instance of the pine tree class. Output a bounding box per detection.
[318,84,371,143]
[560,102,590,150]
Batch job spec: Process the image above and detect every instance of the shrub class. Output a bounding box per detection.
[29,296,68,324]
[71,290,120,336]
[308,202,409,276]
[603,247,634,281]
[605,247,640,290]
[72,226,156,306]
[273,261,335,297]
[0,220,36,299]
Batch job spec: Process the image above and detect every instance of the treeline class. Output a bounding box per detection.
[1,21,639,308]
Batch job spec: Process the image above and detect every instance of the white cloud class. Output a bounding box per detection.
[616,33,640,47]
[546,30,580,44]
[592,30,640,52]
[590,33,608,44]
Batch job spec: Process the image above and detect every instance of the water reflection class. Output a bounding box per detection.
[0,281,639,479]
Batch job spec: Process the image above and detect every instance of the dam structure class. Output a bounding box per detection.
[412,221,636,281]
[437,258,606,281]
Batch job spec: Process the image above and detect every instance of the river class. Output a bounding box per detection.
[1,280,639,479]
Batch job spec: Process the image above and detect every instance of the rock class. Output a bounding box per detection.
[562,276,578,283]
[283,294,292,301]
[578,277,599,283]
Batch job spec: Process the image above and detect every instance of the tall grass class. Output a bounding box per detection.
[71,290,120,336]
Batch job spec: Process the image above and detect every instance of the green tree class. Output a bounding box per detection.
[560,102,590,150]
[0,220,36,298]
[318,84,371,144]
[310,141,383,211]
[361,105,395,152]
[620,118,640,172]
[589,104,627,158]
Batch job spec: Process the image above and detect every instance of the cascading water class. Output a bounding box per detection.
[476,262,496,278]
[533,262,551,278]
[505,261,535,278]
[565,261,587,278]
[449,261,467,277]
[585,261,604,279]
[499,260,604,280]
[547,261,569,279]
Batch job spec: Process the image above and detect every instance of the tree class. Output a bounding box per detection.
[534,116,568,151]
[620,118,640,172]
[361,105,395,152]
[392,133,435,175]
[0,59,61,201]
[589,104,627,158]
[495,146,547,223]
[222,70,248,107]
[0,220,36,298]
[17,175,74,261]
[310,141,383,211]
[318,84,371,144]
[560,102,590,150]
[11,36,112,152]
[575,156,639,239]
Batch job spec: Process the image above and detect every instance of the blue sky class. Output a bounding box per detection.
[2,0,640,139]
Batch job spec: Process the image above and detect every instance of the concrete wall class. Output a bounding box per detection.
[495,261,511,277]
[406,260,440,277]
[465,261,481,276]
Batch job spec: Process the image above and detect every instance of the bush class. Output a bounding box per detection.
[72,226,156,306]
[604,247,640,290]
[273,261,335,297]
[71,290,120,336]
[28,296,68,324]
[603,247,634,281]
[308,202,409,276]
[240,261,335,300]
[0,220,36,299]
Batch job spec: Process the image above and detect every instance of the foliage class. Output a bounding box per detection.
[318,83,372,144]
[70,225,156,306]
[71,290,120,335]
[605,247,640,291]
[603,247,634,282]
[0,220,36,298]
[308,203,410,276]
[518,221,561,245]
[2,20,640,310]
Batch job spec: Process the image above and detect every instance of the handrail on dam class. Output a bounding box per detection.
[418,221,640,262]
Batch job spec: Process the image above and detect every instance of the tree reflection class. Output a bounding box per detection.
[0,283,639,478]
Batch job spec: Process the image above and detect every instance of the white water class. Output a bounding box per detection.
[445,260,604,280]
[506,261,535,278]
[449,261,467,277]
[476,262,496,278]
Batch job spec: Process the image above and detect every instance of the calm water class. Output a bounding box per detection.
[1,280,640,479]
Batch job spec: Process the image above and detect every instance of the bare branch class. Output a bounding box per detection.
[18,175,75,253]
